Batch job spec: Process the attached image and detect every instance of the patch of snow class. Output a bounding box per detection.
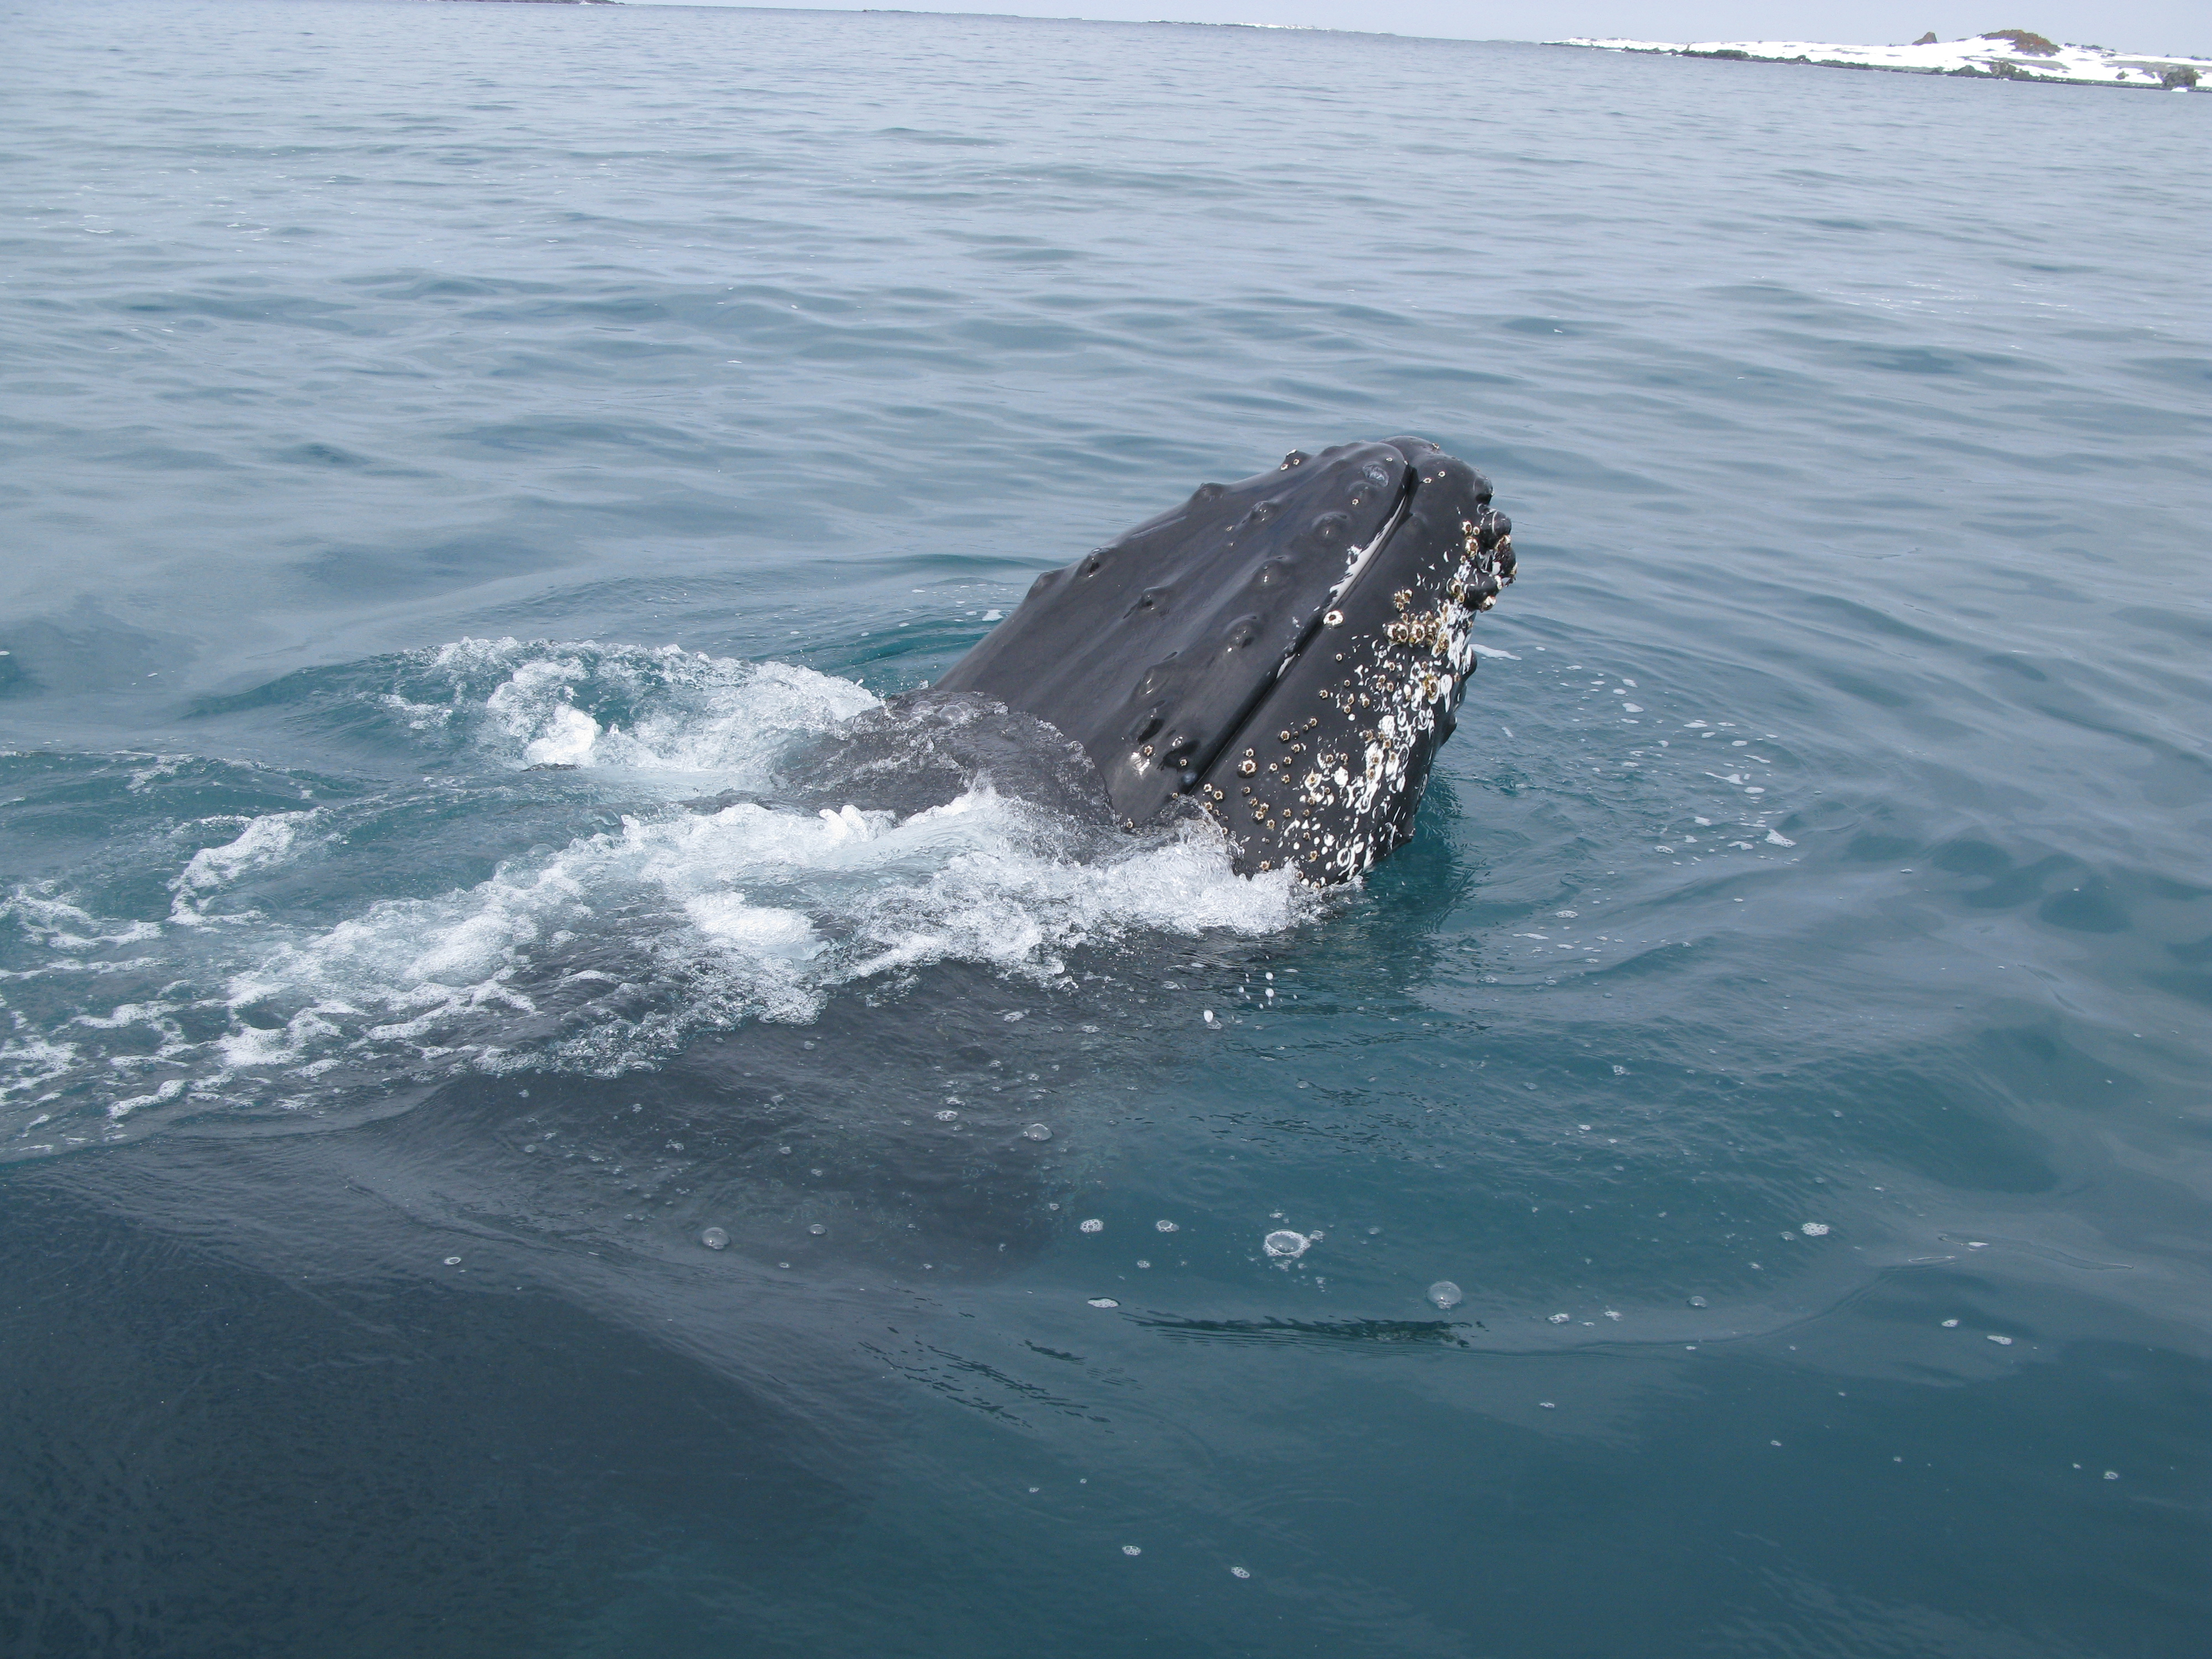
[1557,34,2210,90]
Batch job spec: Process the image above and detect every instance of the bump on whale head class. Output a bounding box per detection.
[931,437,1515,883]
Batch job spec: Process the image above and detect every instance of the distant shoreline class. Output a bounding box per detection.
[430,4,2212,71]
[428,2,2212,74]
[1558,33,2208,92]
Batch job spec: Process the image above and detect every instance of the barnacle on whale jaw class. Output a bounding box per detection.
[1204,495,1514,885]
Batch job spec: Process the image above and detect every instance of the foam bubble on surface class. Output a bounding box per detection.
[170,813,313,925]
[2,891,163,953]
[389,638,880,780]
[522,703,602,769]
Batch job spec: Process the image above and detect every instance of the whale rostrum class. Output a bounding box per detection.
[932,437,1515,884]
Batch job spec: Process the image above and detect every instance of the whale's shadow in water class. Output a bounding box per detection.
[1,959,1121,1655]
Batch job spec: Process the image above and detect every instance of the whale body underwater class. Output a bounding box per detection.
[932,437,1516,884]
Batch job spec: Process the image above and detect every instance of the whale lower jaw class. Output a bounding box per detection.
[1191,448,1513,884]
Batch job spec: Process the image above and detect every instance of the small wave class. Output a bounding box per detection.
[170,811,315,925]
[376,637,881,779]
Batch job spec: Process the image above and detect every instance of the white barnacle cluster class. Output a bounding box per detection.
[1212,509,1512,883]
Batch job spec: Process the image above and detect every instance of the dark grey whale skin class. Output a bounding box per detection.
[932,437,1515,883]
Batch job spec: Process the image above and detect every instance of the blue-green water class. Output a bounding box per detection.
[3,2,2207,1653]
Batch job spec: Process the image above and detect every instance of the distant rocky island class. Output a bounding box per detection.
[1559,29,2206,90]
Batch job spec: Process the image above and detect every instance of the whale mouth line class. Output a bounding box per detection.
[1323,462,1420,614]
[1176,461,1422,795]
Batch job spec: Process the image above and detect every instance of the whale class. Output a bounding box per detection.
[931,437,1515,884]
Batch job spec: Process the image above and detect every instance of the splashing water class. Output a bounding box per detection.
[2,641,1316,1159]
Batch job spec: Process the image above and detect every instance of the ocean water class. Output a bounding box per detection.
[2,2,2207,1653]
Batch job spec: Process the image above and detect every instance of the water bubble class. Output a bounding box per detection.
[1087,1297,1119,1309]
[1022,1123,1052,1140]
[1801,1222,1831,1237]
[1121,1545,1141,1556]
[1941,1318,1959,1328]
[1155,1219,1178,1232]
[1427,1281,1463,1310]
[1079,1218,1104,1234]
[2104,1470,2119,1480]
[1987,1333,2013,1345]
[700,1227,729,1251]
[1688,1296,1708,1308]
[1230,1566,1251,1579]
[1263,1230,1309,1259]
[1548,1312,1571,1323]
[1002,1010,1025,1022]
[936,1109,959,1121]
[443,1256,462,1266]
[807,1223,827,1235]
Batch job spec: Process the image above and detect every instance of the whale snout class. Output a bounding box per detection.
[930,438,1517,883]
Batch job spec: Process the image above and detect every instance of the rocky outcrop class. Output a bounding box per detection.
[1980,29,2060,55]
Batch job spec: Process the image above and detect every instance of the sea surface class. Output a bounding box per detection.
[2,3,2207,1655]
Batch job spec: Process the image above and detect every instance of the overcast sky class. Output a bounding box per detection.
[622,2,2211,58]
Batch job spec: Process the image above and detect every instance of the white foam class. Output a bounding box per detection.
[4,650,1314,1152]
[0,1034,79,1105]
[522,703,601,768]
[2,891,164,953]
[427,638,879,780]
[170,813,313,925]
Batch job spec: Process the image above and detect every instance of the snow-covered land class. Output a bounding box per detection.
[1559,31,2208,90]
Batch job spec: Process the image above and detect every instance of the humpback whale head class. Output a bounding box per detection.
[932,438,1515,883]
